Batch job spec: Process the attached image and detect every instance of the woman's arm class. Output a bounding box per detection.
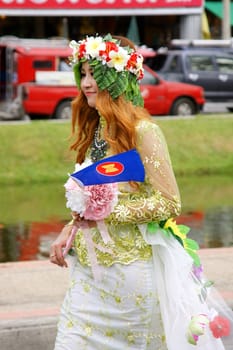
[107,120,181,224]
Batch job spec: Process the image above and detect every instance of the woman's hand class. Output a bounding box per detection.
[71,212,96,228]
[50,224,73,268]
[71,211,83,222]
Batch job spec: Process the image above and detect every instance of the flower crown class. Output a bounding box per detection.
[69,34,144,105]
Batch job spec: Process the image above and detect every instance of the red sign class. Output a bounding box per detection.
[96,161,124,176]
[0,0,202,9]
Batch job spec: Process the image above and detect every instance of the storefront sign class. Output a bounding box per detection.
[0,0,203,9]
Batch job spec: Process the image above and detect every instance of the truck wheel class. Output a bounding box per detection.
[55,101,71,119]
[170,98,196,116]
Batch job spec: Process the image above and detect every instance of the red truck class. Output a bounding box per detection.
[0,36,72,100]
[20,65,205,118]
[21,71,78,119]
[21,83,78,119]
[0,36,72,119]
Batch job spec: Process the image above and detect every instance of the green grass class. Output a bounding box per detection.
[0,121,74,185]
[156,115,233,176]
[0,115,232,185]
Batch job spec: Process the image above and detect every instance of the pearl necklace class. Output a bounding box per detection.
[90,123,108,162]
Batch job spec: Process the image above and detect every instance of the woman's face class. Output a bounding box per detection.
[80,61,99,108]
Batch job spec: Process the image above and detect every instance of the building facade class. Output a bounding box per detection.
[0,0,232,47]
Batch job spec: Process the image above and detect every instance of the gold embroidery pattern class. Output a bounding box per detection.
[55,259,168,350]
[74,224,152,267]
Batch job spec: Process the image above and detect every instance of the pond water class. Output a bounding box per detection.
[0,175,232,263]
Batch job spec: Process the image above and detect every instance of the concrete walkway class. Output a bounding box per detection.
[0,247,233,350]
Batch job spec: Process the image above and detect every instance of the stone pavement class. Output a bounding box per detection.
[0,247,233,350]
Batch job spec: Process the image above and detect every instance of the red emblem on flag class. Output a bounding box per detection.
[96,161,124,176]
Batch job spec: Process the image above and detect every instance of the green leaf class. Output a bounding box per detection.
[125,77,144,107]
[94,65,117,91]
[147,222,160,233]
[204,280,214,288]
[172,234,183,246]
[186,249,201,266]
[161,228,170,237]
[92,62,104,78]
[73,62,82,87]
[178,224,190,235]
[104,33,115,42]
[159,220,167,228]
[185,238,199,251]
[147,222,170,238]
[108,73,128,99]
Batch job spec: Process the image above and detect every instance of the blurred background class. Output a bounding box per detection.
[0,0,232,45]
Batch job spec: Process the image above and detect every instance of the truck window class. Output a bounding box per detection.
[145,54,167,71]
[167,55,182,73]
[59,58,72,71]
[186,55,215,72]
[33,60,53,69]
[216,57,233,73]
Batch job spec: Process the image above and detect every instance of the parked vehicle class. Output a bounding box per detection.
[21,74,77,119]
[145,40,233,111]
[140,65,205,116]
[20,64,205,119]
[0,36,72,111]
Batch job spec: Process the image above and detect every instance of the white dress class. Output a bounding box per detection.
[55,256,167,350]
[54,120,233,350]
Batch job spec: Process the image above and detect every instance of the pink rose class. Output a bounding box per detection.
[83,183,118,221]
[84,203,111,221]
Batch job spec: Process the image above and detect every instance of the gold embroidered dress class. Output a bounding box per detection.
[54,120,232,350]
[54,120,180,350]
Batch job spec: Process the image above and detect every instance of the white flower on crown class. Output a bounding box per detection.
[85,36,105,59]
[107,47,130,72]
[69,35,144,80]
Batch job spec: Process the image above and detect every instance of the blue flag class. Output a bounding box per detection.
[71,149,145,186]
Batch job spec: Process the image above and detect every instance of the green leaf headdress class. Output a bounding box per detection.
[69,34,144,106]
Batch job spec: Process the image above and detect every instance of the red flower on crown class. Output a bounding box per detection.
[78,42,86,59]
[127,52,139,69]
[99,41,118,62]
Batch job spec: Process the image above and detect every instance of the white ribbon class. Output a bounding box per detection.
[63,220,113,282]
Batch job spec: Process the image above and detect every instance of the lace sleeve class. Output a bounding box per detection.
[107,120,181,224]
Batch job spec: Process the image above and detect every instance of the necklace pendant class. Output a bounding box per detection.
[90,126,108,162]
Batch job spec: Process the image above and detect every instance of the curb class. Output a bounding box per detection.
[0,316,58,350]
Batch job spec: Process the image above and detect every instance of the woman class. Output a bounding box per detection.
[50,34,233,350]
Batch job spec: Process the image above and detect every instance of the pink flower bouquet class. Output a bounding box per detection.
[64,177,118,221]
[63,177,118,259]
